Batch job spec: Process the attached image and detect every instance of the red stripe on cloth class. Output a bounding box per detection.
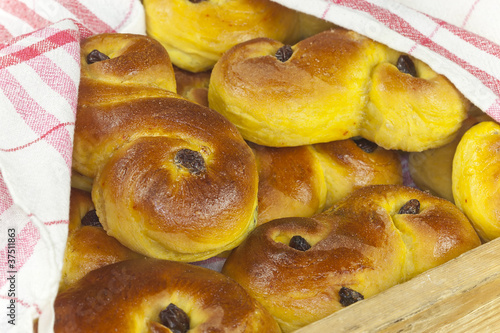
[0,172,14,215]
[0,122,75,153]
[0,221,40,290]
[44,220,69,226]
[0,69,73,168]
[326,0,500,97]
[26,55,79,112]
[114,0,136,31]
[461,0,482,28]
[486,98,500,119]
[430,17,500,58]
[0,29,80,69]
[0,295,42,315]
[0,0,52,30]
[56,0,115,34]
[0,24,13,43]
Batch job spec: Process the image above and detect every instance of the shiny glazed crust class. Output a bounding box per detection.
[452,121,500,241]
[54,258,281,333]
[222,185,481,332]
[409,110,493,202]
[252,138,403,225]
[74,33,259,262]
[59,189,142,292]
[208,28,469,151]
[144,0,300,72]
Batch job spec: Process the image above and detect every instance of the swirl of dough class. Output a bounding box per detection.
[222,185,480,332]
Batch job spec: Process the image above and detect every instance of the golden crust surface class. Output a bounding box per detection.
[252,138,403,225]
[74,33,259,262]
[59,189,142,292]
[222,185,480,332]
[208,29,469,151]
[54,258,281,333]
[144,0,300,72]
[452,121,500,241]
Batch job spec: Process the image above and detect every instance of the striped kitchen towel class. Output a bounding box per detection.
[0,1,499,332]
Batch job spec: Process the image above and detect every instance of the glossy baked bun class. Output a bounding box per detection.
[59,189,143,292]
[209,28,469,151]
[144,0,300,72]
[409,108,493,202]
[74,33,259,262]
[252,137,403,225]
[222,185,481,332]
[297,12,336,39]
[54,258,281,333]
[452,121,500,241]
[173,65,211,107]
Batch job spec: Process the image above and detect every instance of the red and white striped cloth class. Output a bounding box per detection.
[0,1,499,332]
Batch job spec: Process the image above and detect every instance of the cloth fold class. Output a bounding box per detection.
[0,1,499,332]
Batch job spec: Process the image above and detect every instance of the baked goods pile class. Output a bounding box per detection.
[54,1,498,332]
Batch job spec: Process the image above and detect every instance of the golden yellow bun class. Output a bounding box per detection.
[59,189,142,292]
[452,121,500,241]
[70,170,93,193]
[297,12,336,39]
[173,65,211,107]
[144,0,300,72]
[54,258,281,333]
[208,28,469,151]
[222,185,480,332]
[409,109,493,202]
[74,33,179,178]
[252,138,403,225]
[74,33,259,262]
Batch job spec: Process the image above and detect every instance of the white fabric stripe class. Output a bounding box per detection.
[0,140,72,221]
[7,61,76,124]
[0,88,39,150]
[392,0,500,45]
[0,9,34,37]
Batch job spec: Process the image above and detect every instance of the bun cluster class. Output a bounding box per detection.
[52,3,497,331]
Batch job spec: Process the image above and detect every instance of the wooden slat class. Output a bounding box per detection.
[296,237,500,332]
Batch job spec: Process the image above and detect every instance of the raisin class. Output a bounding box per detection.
[174,149,206,175]
[398,199,420,214]
[159,304,190,333]
[275,45,293,62]
[352,138,377,153]
[396,55,417,77]
[188,0,206,2]
[339,287,364,307]
[86,49,110,64]
[289,235,311,251]
[80,209,103,228]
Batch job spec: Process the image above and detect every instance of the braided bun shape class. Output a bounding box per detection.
[54,258,281,332]
[221,185,481,332]
[208,28,469,151]
[73,33,259,262]
[251,138,403,225]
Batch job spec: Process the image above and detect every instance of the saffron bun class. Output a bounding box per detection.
[208,28,469,151]
[143,0,300,72]
[54,258,281,333]
[73,33,259,262]
[297,11,337,39]
[221,185,481,332]
[173,65,211,107]
[452,120,500,241]
[59,189,142,292]
[252,137,403,225]
[409,108,493,202]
